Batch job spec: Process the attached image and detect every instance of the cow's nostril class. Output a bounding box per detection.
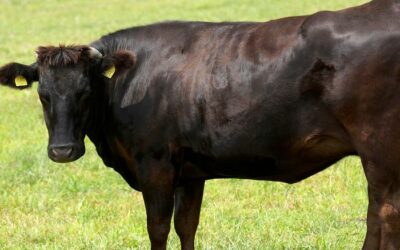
[51,148,59,157]
[65,148,73,157]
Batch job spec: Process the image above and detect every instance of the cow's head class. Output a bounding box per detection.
[0,45,136,163]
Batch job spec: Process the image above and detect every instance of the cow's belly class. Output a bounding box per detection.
[180,128,355,183]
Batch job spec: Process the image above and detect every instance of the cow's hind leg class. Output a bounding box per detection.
[174,180,205,250]
[361,158,400,250]
[362,186,381,250]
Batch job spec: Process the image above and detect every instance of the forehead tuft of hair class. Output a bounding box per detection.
[36,45,92,67]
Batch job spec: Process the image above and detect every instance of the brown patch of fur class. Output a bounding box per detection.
[380,203,400,231]
[36,45,91,66]
[380,203,399,220]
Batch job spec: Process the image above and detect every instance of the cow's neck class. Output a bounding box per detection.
[84,78,141,190]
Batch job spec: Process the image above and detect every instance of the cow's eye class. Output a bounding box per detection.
[78,91,91,106]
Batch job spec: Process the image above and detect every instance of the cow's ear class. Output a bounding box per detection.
[100,50,136,79]
[0,62,38,89]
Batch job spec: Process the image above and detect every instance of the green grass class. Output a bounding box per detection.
[0,0,369,249]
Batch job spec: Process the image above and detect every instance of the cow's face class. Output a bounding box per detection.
[36,47,95,163]
[0,45,136,163]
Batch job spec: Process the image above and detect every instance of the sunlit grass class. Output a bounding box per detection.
[0,0,368,249]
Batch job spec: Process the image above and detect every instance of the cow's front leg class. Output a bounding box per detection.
[140,157,177,250]
[362,160,400,250]
[174,180,205,250]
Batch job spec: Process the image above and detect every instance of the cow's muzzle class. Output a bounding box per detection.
[48,143,84,163]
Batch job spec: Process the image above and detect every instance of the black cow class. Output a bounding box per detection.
[1,0,400,249]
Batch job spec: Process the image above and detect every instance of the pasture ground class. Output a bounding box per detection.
[0,0,369,249]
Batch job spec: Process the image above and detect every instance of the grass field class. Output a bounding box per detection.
[0,0,370,249]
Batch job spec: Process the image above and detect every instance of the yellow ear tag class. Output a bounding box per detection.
[103,65,116,79]
[15,75,28,87]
